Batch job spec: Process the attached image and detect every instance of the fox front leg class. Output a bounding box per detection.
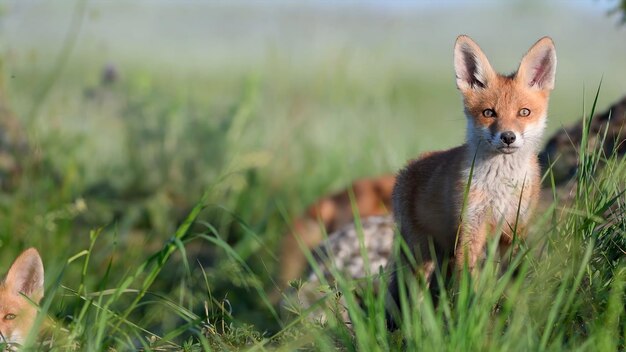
[454,220,488,275]
[496,226,526,275]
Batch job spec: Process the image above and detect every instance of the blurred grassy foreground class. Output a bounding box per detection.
[0,1,625,350]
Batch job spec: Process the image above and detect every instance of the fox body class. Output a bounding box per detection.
[0,248,44,345]
[273,175,395,303]
[389,36,557,310]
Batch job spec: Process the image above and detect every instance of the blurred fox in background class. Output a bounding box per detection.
[273,175,395,302]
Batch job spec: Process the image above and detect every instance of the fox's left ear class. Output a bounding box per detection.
[517,37,557,91]
[4,248,44,302]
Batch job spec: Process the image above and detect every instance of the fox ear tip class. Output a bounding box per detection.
[536,36,556,49]
[455,34,474,46]
[17,248,43,266]
[22,247,41,257]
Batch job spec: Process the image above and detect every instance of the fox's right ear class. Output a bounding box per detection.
[454,35,496,92]
[4,248,44,303]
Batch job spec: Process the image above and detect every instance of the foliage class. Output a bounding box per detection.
[614,0,626,23]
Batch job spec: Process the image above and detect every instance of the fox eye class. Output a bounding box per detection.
[4,313,16,320]
[519,108,531,117]
[482,109,496,118]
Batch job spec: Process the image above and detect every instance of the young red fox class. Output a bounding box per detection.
[0,248,44,345]
[275,175,395,303]
[388,35,557,314]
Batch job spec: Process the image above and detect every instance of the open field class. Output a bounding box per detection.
[0,1,625,350]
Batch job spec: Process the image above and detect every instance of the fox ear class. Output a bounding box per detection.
[517,37,557,91]
[4,248,44,302]
[454,35,496,91]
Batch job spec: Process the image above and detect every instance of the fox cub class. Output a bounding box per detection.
[0,248,44,345]
[388,35,557,311]
[274,175,395,303]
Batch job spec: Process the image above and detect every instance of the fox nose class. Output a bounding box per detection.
[500,131,516,145]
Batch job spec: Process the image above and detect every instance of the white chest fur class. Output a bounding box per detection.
[462,152,535,232]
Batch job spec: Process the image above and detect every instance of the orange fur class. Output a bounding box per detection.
[388,35,556,317]
[0,248,44,345]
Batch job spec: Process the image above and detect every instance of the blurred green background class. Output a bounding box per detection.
[0,0,625,337]
[4,1,626,187]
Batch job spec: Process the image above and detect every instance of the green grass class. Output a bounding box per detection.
[0,65,623,350]
[1,10,625,349]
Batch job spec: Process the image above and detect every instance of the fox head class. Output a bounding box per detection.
[0,248,44,345]
[454,35,557,156]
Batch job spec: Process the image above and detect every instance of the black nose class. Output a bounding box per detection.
[500,131,516,145]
